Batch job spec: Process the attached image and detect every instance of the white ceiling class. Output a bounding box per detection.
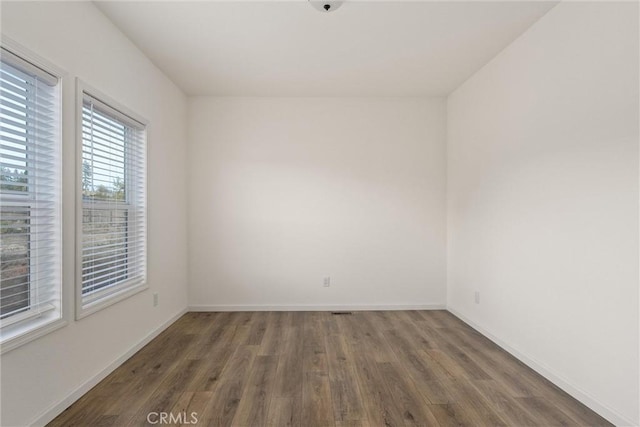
[96,1,557,97]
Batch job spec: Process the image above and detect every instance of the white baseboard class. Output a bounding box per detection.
[446,306,636,427]
[30,308,188,427]
[188,303,446,312]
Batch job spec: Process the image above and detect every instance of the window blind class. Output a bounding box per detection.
[0,47,61,327]
[80,93,146,308]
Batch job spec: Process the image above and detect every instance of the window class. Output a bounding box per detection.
[0,46,63,351]
[77,83,147,318]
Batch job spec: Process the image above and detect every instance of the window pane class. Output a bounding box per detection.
[81,207,128,294]
[82,107,126,203]
[0,206,30,318]
[80,92,146,310]
[0,165,28,194]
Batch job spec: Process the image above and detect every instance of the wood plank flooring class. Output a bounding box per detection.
[49,311,612,427]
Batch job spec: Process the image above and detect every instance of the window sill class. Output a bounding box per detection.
[0,316,67,355]
[76,280,148,320]
[0,303,56,328]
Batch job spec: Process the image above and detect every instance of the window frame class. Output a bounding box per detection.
[0,37,67,354]
[75,79,148,320]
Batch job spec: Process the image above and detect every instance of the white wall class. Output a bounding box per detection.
[447,2,639,425]
[0,2,189,426]
[2,1,636,426]
[188,97,446,310]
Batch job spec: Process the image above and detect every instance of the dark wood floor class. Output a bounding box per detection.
[49,310,612,427]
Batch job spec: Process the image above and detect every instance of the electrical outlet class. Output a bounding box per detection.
[474,291,480,304]
[153,293,159,307]
[323,276,331,287]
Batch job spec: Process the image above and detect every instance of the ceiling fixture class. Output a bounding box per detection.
[309,0,343,13]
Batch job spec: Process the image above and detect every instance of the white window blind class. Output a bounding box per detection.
[79,91,146,312]
[0,47,62,341]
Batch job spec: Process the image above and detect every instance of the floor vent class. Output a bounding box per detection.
[331,311,353,315]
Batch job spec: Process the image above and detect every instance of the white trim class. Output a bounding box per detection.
[76,79,148,127]
[74,78,84,320]
[0,34,66,80]
[188,303,446,312]
[0,47,57,85]
[29,308,187,427]
[76,282,149,320]
[0,318,67,355]
[0,303,55,329]
[83,92,146,130]
[446,306,636,427]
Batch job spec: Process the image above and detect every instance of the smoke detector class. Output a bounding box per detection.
[309,0,344,12]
